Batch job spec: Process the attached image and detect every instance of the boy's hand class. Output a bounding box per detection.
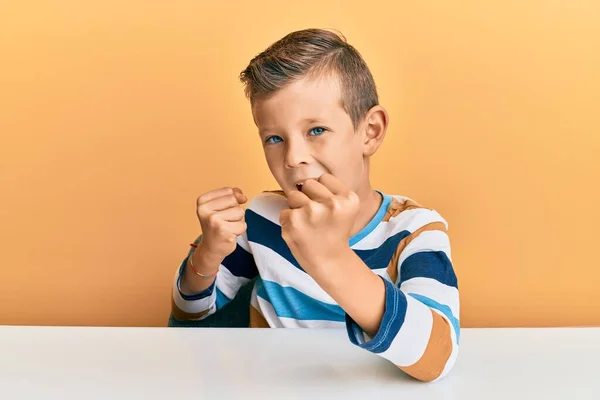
[195,187,248,264]
[279,174,359,271]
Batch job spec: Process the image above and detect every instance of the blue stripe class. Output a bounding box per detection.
[256,278,345,322]
[353,230,410,270]
[349,192,392,246]
[346,277,407,353]
[400,251,458,288]
[215,287,232,309]
[221,243,258,279]
[246,210,305,271]
[176,257,232,308]
[177,257,215,300]
[409,293,461,343]
[246,196,398,272]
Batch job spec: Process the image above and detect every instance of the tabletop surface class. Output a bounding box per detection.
[0,326,598,399]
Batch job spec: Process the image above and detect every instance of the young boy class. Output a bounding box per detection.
[171,29,459,382]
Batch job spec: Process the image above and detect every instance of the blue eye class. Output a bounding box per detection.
[309,127,326,136]
[266,136,283,144]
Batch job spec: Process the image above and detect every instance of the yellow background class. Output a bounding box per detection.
[1,1,599,327]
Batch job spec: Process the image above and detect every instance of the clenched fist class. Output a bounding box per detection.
[195,187,248,264]
[280,174,360,272]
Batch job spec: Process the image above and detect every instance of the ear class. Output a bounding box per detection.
[361,105,389,157]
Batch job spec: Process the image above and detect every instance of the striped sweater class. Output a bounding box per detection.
[171,190,459,382]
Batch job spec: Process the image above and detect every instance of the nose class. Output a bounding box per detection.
[284,137,311,169]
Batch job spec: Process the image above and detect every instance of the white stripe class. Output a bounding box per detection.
[248,192,288,227]
[400,277,460,318]
[278,317,346,328]
[373,268,393,281]
[236,231,251,253]
[250,283,260,309]
[390,208,448,232]
[351,220,396,250]
[352,206,447,250]
[252,243,393,304]
[251,243,339,304]
[252,245,394,308]
[397,230,452,275]
[392,208,447,233]
[215,265,251,301]
[379,294,433,367]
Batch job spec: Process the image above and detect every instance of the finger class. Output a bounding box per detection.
[232,187,248,204]
[197,187,237,205]
[215,206,245,222]
[317,173,347,195]
[300,178,333,203]
[286,189,311,209]
[226,220,247,236]
[201,193,240,212]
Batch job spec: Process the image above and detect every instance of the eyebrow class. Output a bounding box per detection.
[258,118,328,136]
[258,128,274,137]
[301,118,325,124]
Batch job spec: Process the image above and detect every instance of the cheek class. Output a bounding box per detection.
[323,142,363,185]
[264,150,287,181]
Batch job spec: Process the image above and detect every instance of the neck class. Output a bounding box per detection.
[350,183,383,238]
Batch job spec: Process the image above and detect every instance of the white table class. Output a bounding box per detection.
[0,326,598,399]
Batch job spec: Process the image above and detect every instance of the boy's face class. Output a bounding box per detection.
[252,74,368,196]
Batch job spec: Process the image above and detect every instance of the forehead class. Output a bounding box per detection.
[252,74,348,130]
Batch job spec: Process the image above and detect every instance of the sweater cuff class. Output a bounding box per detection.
[345,276,408,353]
[176,256,216,301]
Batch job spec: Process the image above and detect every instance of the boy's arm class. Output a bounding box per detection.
[171,232,258,321]
[312,222,459,382]
[279,175,458,381]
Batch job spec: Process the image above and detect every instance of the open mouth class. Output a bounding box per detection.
[294,177,319,192]
[294,179,312,192]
